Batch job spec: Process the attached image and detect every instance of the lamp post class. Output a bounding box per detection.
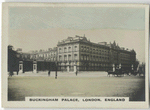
[55,62,57,79]
[55,50,58,79]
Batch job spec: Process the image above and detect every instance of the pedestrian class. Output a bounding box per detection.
[76,69,78,76]
[48,68,51,76]
[9,67,13,77]
[55,65,57,79]
[10,70,13,77]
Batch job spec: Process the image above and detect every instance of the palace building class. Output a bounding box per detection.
[9,35,136,73]
[57,35,136,72]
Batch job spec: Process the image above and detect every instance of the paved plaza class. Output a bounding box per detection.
[10,71,108,77]
[8,71,145,101]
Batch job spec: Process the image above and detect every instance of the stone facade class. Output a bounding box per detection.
[13,35,136,72]
[17,47,57,62]
[57,35,136,72]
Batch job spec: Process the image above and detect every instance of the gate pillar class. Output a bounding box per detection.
[33,61,37,73]
[113,64,115,72]
[19,61,23,73]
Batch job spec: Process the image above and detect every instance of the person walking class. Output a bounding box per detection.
[76,69,78,76]
[48,68,51,76]
[10,70,13,77]
[9,66,13,77]
[55,65,57,79]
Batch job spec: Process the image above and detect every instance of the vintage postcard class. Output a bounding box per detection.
[2,3,149,108]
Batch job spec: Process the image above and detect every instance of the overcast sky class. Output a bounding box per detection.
[8,7,145,63]
[9,7,145,30]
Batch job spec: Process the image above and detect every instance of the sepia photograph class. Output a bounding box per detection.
[2,3,149,108]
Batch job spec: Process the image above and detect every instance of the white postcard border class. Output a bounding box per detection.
[1,3,149,108]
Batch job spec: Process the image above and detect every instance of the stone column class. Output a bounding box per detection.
[33,61,37,73]
[113,64,115,72]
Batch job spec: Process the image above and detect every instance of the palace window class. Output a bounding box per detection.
[83,46,86,51]
[68,55,71,61]
[91,56,93,61]
[87,56,89,60]
[74,54,78,60]
[81,55,84,60]
[68,47,71,52]
[64,55,67,61]
[59,48,62,53]
[64,47,67,53]
[74,46,77,51]
[81,46,84,51]
[59,55,62,61]
[96,49,98,54]
[87,47,89,52]
[93,56,95,61]
[84,55,86,60]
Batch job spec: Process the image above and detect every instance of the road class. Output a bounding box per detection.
[8,71,145,101]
